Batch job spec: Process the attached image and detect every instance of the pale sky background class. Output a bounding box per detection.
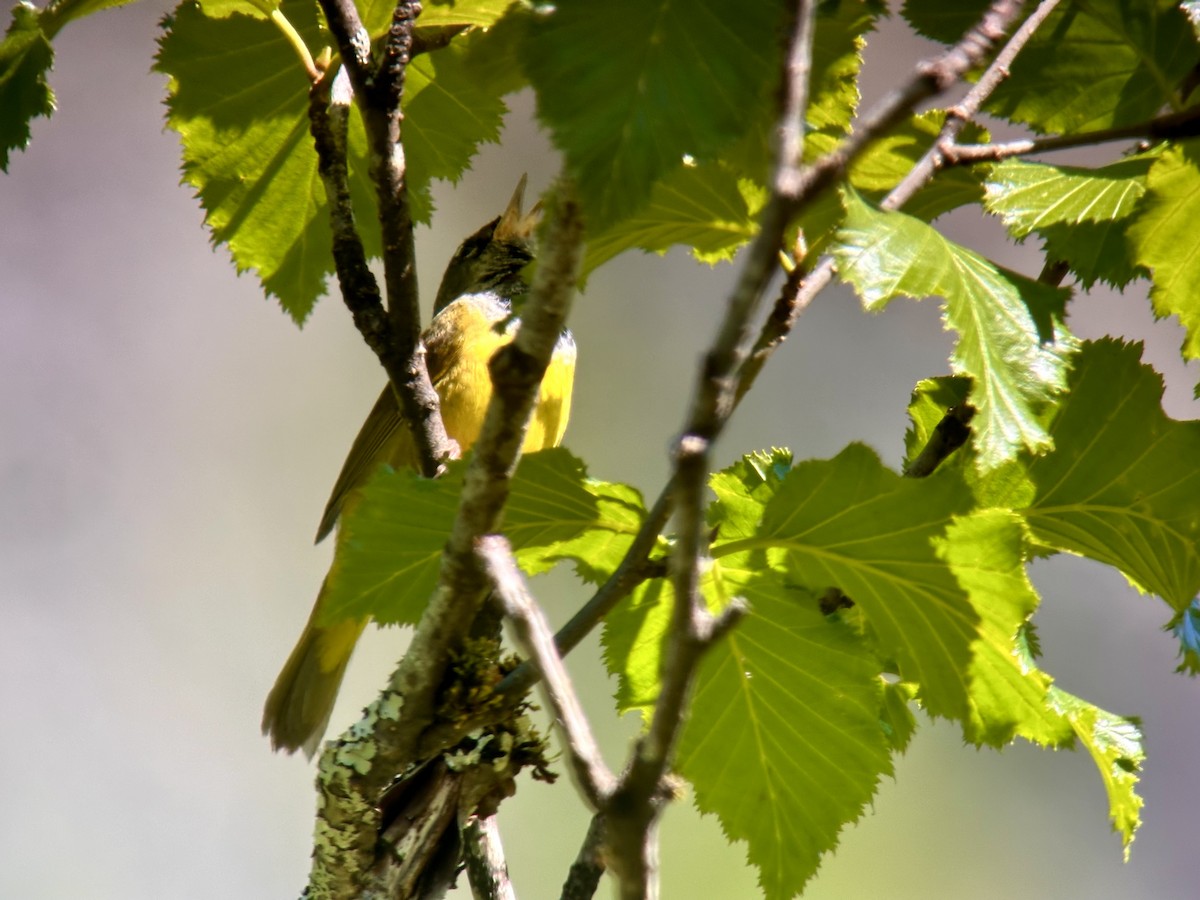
[2,2,1198,898]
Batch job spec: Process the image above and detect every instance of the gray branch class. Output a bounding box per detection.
[479,535,616,810]
[314,0,456,475]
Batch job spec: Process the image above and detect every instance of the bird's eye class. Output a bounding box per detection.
[463,235,490,259]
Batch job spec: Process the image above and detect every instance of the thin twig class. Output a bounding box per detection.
[941,103,1200,165]
[884,0,1063,212]
[734,240,812,406]
[479,535,616,810]
[603,3,820,895]
[903,404,977,478]
[308,66,394,368]
[742,0,1047,382]
[463,815,517,900]
[560,815,608,900]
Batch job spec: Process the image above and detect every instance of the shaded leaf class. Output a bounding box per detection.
[905,0,1200,135]
[582,162,758,275]
[0,2,54,171]
[522,0,786,227]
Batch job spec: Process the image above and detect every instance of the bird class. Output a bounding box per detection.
[262,178,577,757]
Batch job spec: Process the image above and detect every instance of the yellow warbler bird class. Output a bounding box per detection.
[263,179,576,756]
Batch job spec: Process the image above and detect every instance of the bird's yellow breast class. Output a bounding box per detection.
[427,293,575,455]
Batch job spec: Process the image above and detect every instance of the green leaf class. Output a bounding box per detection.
[899,0,994,43]
[605,449,894,898]
[936,510,1073,747]
[879,678,918,752]
[806,0,881,135]
[522,0,785,227]
[1,3,54,172]
[43,0,140,25]
[541,478,647,584]
[156,0,363,322]
[362,0,516,33]
[602,573,670,718]
[709,448,795,540]
[323,462,461,626]
[1,0,149,171]
[988,0,1199,135]
[902,375,1037,510]
[195,0,274,17]
[1187,0,1200,36]
[985,155,1155,289]
[833,188,1076,468]
[582,162,759,275]
[906,0,1200,135]
[1049,687,1144,854]
[508,453,647,584]
[402,26,522,188]
[324,449,635,624]
[1017,339,1200,612]
[718,0,882,226]
[753,443,980,720]
[156,2,515,322]
[574,1,879,266]
[1127,140,1200,363]
[677,563,891,900]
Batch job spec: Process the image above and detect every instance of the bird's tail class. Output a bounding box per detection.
[262,580,366,758]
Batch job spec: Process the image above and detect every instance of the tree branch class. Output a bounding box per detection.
[602,2,819,895]
[316,0,456,476]
[463,815,517,900]
[882,0,1063,210]
[560,815,607,900]
[597,2,1034,897]
[940,103,1200,165]
[480,535,616,810]
[904,404,977,478]
[736,0,1045,385]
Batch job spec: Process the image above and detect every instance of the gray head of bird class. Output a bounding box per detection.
[432,175,543,315]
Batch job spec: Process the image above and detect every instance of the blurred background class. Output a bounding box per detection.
[2,2,1197,897]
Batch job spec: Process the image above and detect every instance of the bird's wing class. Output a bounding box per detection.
[313,384,404,543]
[314,296,507,543]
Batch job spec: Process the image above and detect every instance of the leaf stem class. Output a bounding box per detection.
[269,7,319,81]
